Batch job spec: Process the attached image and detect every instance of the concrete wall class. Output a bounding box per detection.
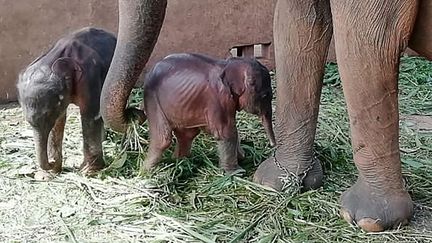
[0,0,416,103]
[1,0,279,103]
[151,0,276,68]
[0,0,118,103]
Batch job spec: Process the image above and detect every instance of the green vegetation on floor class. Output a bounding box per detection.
[0,56,431,242]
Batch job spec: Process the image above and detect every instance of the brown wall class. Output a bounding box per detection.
[150,0,276,69]
[0,0,278,103]
[0,0,118,103]
[0,0,416,103]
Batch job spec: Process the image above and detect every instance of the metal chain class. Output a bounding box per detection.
[270,146,317,192]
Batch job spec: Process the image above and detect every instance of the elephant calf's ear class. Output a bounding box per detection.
[51,57,82,82]
[220,63,247,96]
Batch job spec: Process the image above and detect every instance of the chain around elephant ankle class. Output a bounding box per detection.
[271,148,317,189]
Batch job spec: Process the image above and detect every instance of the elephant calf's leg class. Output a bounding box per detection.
[47,112,67,173]
[217,129,245,175]
[142,102,172,171]
[331,0,416,232]
[173,128,199,158]
[253,0,332,191]
[143,130,172,171]
[80,115,105,174]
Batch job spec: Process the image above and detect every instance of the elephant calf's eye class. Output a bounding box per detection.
[261,91,271,99]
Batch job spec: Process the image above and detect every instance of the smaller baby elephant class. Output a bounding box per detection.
[142,53,276,174]
[17,27,116,179]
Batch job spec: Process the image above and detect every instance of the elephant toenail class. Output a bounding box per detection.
[357,218,384,232]
[395,219,409,228]
[340,209,353,224]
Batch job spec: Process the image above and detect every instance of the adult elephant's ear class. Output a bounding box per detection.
[100,0,167,133]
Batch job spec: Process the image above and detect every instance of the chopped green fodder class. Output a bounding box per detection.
[0,56,431,242]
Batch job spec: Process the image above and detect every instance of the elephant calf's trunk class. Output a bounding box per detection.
[261,113,276,147]
[33,129,50,171]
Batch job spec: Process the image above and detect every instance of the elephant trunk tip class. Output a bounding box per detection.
[100,103,147,134]
[33,128,51,170]
[126,108,147,125]
[269,137,276,147]
[261,113,276,147]
[100,87,129,133]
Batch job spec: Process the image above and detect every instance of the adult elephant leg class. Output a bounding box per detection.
[253,0,332,191]
[101,0,167,133]
[409,1,432,60]
[331,0,417,232]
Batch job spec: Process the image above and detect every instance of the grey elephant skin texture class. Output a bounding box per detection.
[17,27,116,177]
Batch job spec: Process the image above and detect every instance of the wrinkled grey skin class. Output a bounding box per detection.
[18,27,116,178]
[140,53,276,174]
[100,0,167,133]
[99,0,432,233]
[18,64,70,174]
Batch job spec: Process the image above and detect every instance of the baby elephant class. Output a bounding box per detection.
[142,53,276,174]
[17,27,116,179]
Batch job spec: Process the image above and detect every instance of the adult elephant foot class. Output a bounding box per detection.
[255,0,332,192]
[253,157,323,191]
[340,179,413,232]
[329,0,418,232]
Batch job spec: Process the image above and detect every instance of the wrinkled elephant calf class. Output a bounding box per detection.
[141,53,276,174]
[17,27,117,180]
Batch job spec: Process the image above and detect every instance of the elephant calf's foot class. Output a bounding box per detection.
[36,159,62,181]
[220,163,246,176]
[34,170,58,181]
[40,158,62,172]
[341,179,413,232]
[224,167,246,176]
[80,156,105,175]
[142,157,160,172]
[253,157,323,191]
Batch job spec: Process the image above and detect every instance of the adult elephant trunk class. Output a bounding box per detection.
[261,110,276,147]
[101,0,167,133]
[33,129,50,171]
